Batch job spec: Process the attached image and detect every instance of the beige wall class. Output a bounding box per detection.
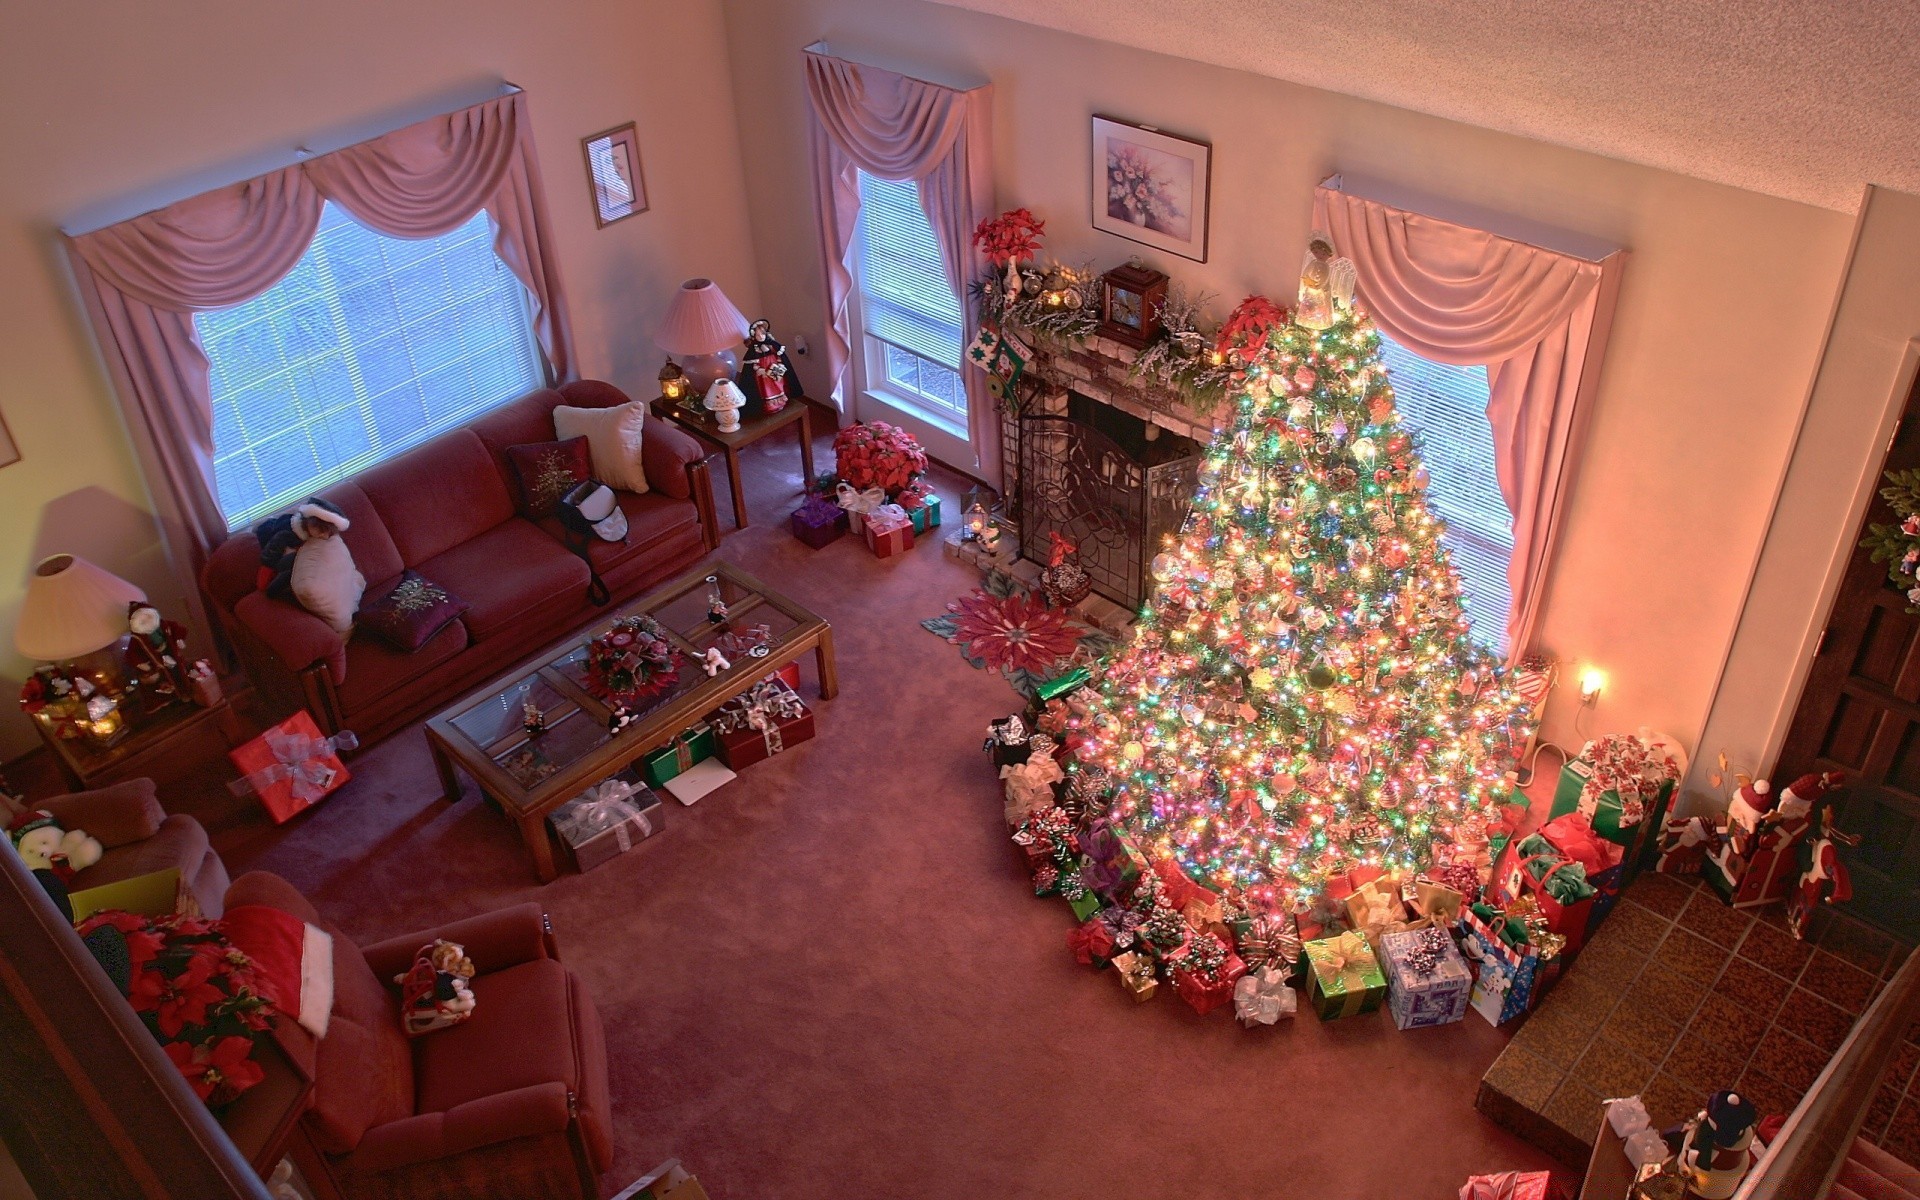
[0,0,760,757]
[720,0,1854,757]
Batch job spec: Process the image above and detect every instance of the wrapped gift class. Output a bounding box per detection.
[1001,739,1064,826]
[1232,909,1304,982]
[789,494,849,549]
[1343,876,1416,954]
[1064,875,1103,921]
[1234,966,1297,1026]
[1491,831,1602,954]
[984,714,1033,768]
[1033,666,1093,706]
[642,721,715,787]
[1550,729,1685,875]
[227,711,356,824]
[1409,878,1467,929]
[1302,931,1387,1021]
[1484,799,1530,866]
[863,507,915,558]
[1079,819,1148,902]
[835,482,885,534]
[904,493,942,535]
[1459,1171,1551,1200]
[1068,911,1122,967]
[1380,926,1472,1030]
[711,677,815,770]
[1169,933,1247,1016]
[1112,951,1158,1002]
[549,778,664,872]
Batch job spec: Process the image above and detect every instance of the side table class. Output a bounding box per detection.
[650,394,815,529]
[33,699,243,792]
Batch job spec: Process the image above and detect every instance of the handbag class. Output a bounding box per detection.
[558,480,627,606]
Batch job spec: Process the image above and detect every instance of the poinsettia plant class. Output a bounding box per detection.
[832,421,928,498]
[1214,294,1288,365]
[971,207,1046,267]
[78,910,275,1107]
[583,615,681,706]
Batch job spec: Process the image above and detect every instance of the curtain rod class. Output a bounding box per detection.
[62,81,523,237]
[802,41,988,93]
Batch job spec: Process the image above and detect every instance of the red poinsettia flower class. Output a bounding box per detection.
[947,589,1085,675]
[1215,294,1288,364]
[166,1036,264,1105]
[139,954,228,1039]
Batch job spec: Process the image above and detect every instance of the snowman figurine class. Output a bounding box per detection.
[1676,1090,1758,1200]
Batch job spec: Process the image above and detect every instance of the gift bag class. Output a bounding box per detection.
[1461,905,1543,1026]
[227,711,357,825]
[1491,833,1601,954]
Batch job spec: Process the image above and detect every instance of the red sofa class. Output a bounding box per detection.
[226,871,611,1200]
[202,381,718,746]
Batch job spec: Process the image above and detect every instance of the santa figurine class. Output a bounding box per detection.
[1675,1090,1758,1200]
[1706,771,1843,909]
[740,319,802,416]
[1786,789,1860,940]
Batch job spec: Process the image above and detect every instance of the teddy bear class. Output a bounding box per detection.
[8,809,104,884]
[253,496,364,633]
[395,938,478,1037]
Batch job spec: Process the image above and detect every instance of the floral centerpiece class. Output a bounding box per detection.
[583,615,681,706]
[78,910,275,1107]
[831,421,927,500]
[972,207,1046,270]
[1865,468,1920,611]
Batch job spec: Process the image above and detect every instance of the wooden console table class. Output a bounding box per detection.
[34,699,242,792]
[650,394,815,530]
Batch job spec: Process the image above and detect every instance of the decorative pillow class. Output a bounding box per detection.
[507,436,593,519]
[291,533,365,634]
[220,904,335,1039]
[357,570,468,652]
[554,402,649,494]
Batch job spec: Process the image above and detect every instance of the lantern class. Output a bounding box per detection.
[658,359,690,404]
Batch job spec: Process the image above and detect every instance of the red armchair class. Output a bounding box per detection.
[23,778,231,917]
[224,872,612,1200]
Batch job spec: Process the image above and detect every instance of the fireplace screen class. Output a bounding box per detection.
[1016,395,1201,611]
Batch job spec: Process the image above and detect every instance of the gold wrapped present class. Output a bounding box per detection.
[1112,951,1159,1002]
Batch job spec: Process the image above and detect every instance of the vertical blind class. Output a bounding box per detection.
[196,201,542,526]
[854,171,963,369]
[1378,336,1515,654]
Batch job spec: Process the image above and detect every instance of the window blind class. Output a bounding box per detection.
[1378,336,1515,654]
[854,172,963,368]
[197,202,542,527]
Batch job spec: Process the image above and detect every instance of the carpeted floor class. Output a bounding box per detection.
[28,415,1562,1199]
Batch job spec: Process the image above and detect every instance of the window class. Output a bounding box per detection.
[852,172,965,428]
[1378,337,1515,654]
[196,202,543,527]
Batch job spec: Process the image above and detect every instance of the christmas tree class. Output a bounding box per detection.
[1074,235,1534,904]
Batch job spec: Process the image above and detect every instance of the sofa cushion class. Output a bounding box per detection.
[415,521,589,641]
[468,388,569,481]
[339,613,469,715]
[358,570,469,652]
[316,482,406,592]
[358,431,515,566]
[413,958,585,1116]
[504,437,592,520]
[534,490,701,576]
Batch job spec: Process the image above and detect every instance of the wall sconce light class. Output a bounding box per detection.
[1578,668,1606,706]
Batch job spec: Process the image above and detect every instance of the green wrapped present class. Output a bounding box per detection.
[1302,930,1387,1021]
[642,722,714,787]
[1035,667,1093,704]
[1549,736,1682,878]
[1067,888,1102,922]
[907,493,942,535]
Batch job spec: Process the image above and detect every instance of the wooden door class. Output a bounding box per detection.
[1777,372,1920,939]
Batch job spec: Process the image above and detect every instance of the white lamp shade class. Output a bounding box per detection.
[658,278,749,356]
[15,554,145,660]
[702,378,746,411]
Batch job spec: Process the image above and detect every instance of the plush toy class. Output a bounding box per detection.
[7,809,104,884]
[395,938,477,1037]
[254,497,363,633]
[126,601,192,701]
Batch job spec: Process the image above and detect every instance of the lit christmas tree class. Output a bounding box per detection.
[1075,235,1534,904]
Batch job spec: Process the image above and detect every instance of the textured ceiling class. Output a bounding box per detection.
[930,0,1920,211]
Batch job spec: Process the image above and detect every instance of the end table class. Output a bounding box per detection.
[650,394,815,529]
[33,699,242,792]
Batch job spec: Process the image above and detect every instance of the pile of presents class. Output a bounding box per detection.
[990,694,1691,1031]
[789,422,942,559]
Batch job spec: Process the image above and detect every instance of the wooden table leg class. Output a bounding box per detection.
[426,731,462,802]
[724,445,747,529]
[798,405,816,485]
[815,625,838,700]
[522,814,559,883]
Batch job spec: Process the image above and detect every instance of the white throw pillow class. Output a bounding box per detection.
[554,401,649,494]
[291,534,365,633]
[299,922,335,1039]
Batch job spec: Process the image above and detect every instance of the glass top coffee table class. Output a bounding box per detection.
[423,561,836,881]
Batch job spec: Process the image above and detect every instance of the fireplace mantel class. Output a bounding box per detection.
[1015,331,1225,446]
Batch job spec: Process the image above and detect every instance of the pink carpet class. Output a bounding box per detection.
[36,419,1562,1199]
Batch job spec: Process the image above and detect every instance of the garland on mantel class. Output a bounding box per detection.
[968,209,1236,414]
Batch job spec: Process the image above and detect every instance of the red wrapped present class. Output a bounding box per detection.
[1150,857,1219,913]
[1458,1169,1551,1200]
[1169,933,1247,1016]
[863,508,915,559]
[710,677,815,770]
[1067,915,1119,966]
[227,710,356,824]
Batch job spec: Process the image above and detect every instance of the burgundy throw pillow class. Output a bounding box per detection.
[358,570,468,652]
[507,436,593,519]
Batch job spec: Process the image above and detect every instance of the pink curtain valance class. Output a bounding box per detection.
[1313,181,1624,658]
[63,90,575,652]
[804,47,999,484]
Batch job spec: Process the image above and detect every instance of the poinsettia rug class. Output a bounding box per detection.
[920,571,1123,699]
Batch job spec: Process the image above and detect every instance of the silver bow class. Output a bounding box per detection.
[230,726,359,802]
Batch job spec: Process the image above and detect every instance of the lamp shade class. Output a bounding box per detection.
[657,278,749,356]
[15,554,145,661]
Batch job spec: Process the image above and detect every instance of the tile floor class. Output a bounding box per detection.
[1476,871,1912,1167]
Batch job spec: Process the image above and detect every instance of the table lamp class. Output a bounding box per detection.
[658,278,749,394]
[16,554,144,667]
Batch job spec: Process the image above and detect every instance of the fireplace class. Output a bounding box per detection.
[1014,391,1201,611]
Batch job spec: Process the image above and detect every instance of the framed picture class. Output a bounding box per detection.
[0,408,17,469]
[1089,115,1211,263]
[582,123,648,228]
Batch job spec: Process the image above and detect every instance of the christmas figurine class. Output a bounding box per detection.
[740,319,803,416]
[1704,771,1843,909]
[125,601,191,708]
[522,700,547,737]
[1674,1090,1757,1200]
[1786,789,1860,940]
[1039,532,1093,608]
[1292,230,1356,331]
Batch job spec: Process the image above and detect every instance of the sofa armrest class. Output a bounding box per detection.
[361,902,554,983]
[234,590,349,686]
[641,416,702,500]
[350,1082,573,1175]
[40,778,164,848]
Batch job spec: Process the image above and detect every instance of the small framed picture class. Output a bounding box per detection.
[582,123,648,228]
[1090,115,1211,263]
[0,408,17,469]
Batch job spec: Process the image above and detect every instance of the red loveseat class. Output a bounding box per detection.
[202,381,718,746]
[225,871,611,1200]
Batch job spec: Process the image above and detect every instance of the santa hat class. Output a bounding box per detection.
[1729,779,1772,826]
[8,809,56,847]
[1701,1090,1757,1147]
[292,497,350,537]
[1779,771,1843,821]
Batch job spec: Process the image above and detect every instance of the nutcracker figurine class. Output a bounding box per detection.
[741,319,803,416]
[1675,1090,1757,1200]
[1786,792,1861,940]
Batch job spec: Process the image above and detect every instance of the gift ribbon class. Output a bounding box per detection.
[835,483,885,515]
[1306,931,1378,993]
[230,727,359,801]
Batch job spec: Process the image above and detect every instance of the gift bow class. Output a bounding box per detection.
[1308,931,1377,992]
[556,782,653,845]
[835,483,885,515]
[233,726,359,802]
[1234,967,1295,1025]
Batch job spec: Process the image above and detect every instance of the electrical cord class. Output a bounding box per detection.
[1511,738,1572,789]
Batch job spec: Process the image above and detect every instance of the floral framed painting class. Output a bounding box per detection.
[582,122,648,228]
[1090,115,1211,263]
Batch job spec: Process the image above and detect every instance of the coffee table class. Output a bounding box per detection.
[649,394,815,530]
[423,562,836,881]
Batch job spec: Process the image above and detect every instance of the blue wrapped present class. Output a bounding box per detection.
[1379,926,1471,1030]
